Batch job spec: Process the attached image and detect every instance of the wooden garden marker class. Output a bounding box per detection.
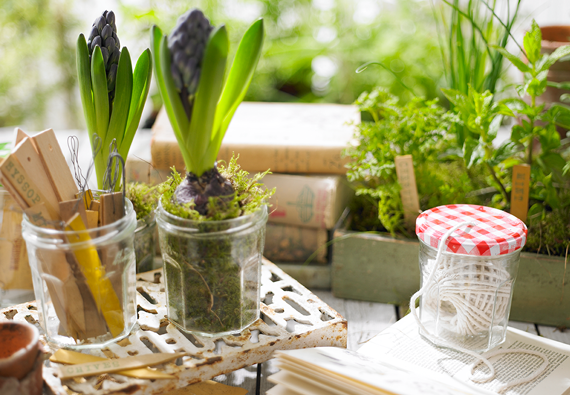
[59,199,88,225]
[12,138,61,219]
[90,200,100,212]
[85,210,99,229]
[65,212,124,337]
[14,128,29,146]
[0,155,59,219]
[32,129,78,202]
[395,155,420,229]
[76,190,94,210]
[58,352,186,380]
[50,349,174,380]
[100,192,125,226]
[510,164,531,223]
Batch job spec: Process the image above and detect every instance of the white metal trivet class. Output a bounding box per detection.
[1,259,346,395]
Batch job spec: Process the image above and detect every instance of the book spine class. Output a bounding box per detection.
[150,139,349,175]
[150,137,186,173]
[264,223,328,264]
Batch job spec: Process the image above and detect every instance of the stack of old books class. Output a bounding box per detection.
[127,102,358,286]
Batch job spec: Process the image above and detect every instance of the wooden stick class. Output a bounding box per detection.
[59,199,88,225]
[0,174,29,210]
[65,213,124,337]
[100,192,125,226]
[90,200,100,212]
[32,129,78,202]
[14,128,29,146]
[511,164,531,223]
[0,154,59,219]
[12,137,61,219]
[395,155,421,229]
[85,210,99,229]
[76,190,93,211]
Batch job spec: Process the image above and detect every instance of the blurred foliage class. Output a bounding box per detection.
[0,0,79,128]
[117,0,443,109]
[345,88,489,236]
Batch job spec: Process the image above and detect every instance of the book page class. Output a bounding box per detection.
[357,314,570,395]
[276,348,479,395]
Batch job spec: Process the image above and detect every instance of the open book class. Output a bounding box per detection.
[269,314,570,395]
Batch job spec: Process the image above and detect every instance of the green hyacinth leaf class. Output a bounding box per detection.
[120,49,152,161]
[108,47,133,150]
[189,24,228,175]
[208,19,264,167]
[76,34,97,139]
[91,45,110,144]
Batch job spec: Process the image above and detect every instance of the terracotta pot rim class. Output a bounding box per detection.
[540,25,570,48]
[0,321,40,377]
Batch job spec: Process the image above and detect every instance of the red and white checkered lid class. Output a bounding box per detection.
[416,204,527,256]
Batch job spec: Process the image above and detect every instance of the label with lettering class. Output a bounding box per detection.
[510,164,531,223]
[395,155,421,229]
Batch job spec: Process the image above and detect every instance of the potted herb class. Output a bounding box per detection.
[126,182,160,272]
[151,9,271,336]
[333,22,570,327]
[77,10,152,189]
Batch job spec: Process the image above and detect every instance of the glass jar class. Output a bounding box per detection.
[156,202,267,337]
[22,199,137,349]
[134,212,157,273]
[0,189,35,307]
[416,204,527,353]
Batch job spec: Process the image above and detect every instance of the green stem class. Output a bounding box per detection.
[486,160,509,203]
[528,95,536,165]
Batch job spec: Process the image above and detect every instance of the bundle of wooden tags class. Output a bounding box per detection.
[0,128,128,342]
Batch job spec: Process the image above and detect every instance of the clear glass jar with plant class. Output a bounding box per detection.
[151,9,272,336]
[126,182,160,273]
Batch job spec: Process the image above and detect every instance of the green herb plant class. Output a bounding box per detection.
[77,10,152,190]
[495,20,570,254]
[442,85,515,206]
[345,88,485,236]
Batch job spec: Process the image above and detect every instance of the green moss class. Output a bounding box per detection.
[126,182,160,220]
[158,156,272,334]
[158,156,275,221]
[526,208,570,256]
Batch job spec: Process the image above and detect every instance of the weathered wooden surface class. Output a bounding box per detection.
[331,229,570,327]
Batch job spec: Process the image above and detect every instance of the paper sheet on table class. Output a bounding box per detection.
[357,313,570,395]
[164,380,248,395]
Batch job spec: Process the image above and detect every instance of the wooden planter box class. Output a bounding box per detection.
[332,228,570,327]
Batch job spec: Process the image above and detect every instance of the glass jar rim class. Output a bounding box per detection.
[418,237,522,258]
[156,199,268,236]
[22,198,136,248]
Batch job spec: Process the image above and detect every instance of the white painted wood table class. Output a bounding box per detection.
[214,290,570,394]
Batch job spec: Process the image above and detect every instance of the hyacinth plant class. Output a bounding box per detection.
[151,9,264,216]
[77,10,152,190]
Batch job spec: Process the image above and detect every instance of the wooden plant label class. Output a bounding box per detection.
[32,129,78,202]
[58,352,186,380]
[395,155,420,229]
[65,212,124,337]
[12,137,61,218]
[100,192,125,226]
[85,210,99,229]
[59,198,88,225]
[51,349,175,380]
[0,155,58,219]
[510,164,531,223]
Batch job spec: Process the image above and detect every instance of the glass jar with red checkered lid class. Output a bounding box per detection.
[412,204,527,352]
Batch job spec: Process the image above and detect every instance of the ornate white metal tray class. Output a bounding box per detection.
[1,259,347,394]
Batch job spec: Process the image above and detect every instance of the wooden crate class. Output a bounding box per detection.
[332,228,570,327]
